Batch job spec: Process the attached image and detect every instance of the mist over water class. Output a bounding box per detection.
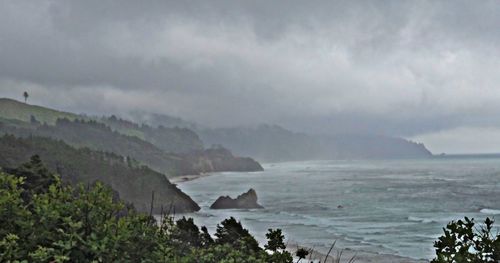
[177,159,500,260]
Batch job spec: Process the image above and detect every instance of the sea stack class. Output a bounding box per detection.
[210,189,264,209]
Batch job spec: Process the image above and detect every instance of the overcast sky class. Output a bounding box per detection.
[1,0,500,153]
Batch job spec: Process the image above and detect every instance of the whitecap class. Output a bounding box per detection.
[480,208,500,215]
[407,216,436,224]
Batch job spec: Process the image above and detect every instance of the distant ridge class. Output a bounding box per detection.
[127,112,433,161]
[198,124,432,162]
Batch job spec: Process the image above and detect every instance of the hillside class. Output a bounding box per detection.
[0,118,263,176]
[0,98,84,124]
[0,118,184,175]
[129,111,197,130]
[0,98,432,163]
[199,124,432,162]
[0,98,263,176]
[0,98,203,154]
[102,115,204,154]
[126,112,432,161]
[0,135,199,213]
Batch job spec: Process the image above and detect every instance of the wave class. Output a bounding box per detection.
[407,216,438,224]
[480,208,500,215]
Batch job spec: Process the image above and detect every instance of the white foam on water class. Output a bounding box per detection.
[480,208,500,215]
[177,158,500,260]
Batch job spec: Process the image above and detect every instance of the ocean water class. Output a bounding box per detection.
[175,159,500,260]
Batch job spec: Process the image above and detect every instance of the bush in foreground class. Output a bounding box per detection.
[432,216,500,263]
[6,156,499,263]
[0,157,293,263]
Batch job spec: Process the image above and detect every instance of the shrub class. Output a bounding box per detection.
[0,157,295,263]
[433,217,500,262]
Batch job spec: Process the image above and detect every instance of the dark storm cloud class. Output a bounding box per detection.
[1,0,500,152]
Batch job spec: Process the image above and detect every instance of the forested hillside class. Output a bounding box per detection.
[102,115,204,154]
[0,99,263,176]
[1,118,184,175]
[0,135,199,213]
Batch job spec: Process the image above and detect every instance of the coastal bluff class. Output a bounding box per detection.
[210,189,264,209]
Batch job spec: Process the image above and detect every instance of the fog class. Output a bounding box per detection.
[1,0,499,153]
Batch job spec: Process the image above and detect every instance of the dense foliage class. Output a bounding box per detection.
[0,135,199,213]
[0,159,292,263]
[432,217,500,263]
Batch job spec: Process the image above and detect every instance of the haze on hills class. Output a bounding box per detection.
[1,1,500,154]
[0,98,432,162]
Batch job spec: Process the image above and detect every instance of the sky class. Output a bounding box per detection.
[1,0,500,154]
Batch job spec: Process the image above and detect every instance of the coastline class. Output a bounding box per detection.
[173,169,431,263]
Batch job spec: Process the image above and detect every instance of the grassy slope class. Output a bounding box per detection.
[0,98,84,124]
[0,98,148,139]
[0,98,204,153]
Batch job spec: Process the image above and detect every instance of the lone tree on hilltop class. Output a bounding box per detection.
[23,91,29,103]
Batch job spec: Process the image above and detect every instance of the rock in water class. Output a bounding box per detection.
[210,189,264,209]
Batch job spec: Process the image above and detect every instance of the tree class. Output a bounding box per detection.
[265,229,286,251]
[0,157,295,263]
[23,91,29,103]
[3,155,56,200]
[433,217,500,262]
[295,248,309,263]
[215,217,260,253]
[171,216,207,253]
[265,229,292,263]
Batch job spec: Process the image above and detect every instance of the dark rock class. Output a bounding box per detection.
[210,189,264,209]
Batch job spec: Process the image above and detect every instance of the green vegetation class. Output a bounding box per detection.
[0,159,293,263]
[432,217,500,262]
[0,118,184,176]
[0,99,263,177]
[0,99,203,154]
[0,135,199,213]
[1,153,499,262]
[0,98,84,125]
[102,115,204,153]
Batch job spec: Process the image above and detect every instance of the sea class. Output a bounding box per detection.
[175,158,500,260]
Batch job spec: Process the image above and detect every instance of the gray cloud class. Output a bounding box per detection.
[1,0,500,152]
